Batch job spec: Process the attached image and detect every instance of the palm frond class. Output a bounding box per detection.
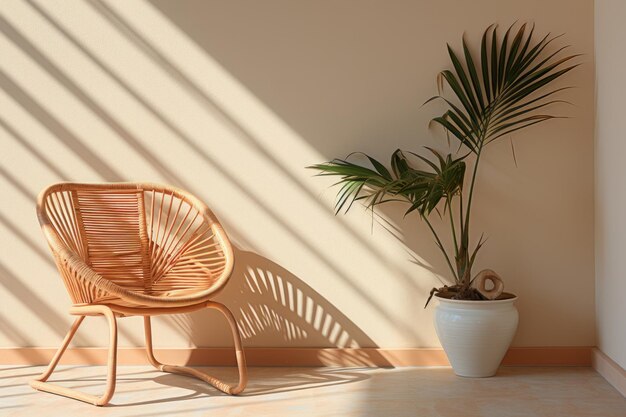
[307,149,465,218]
[428,22,579,153]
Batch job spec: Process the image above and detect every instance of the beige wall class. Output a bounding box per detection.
[595,0,626,369]
[0,0,594,350]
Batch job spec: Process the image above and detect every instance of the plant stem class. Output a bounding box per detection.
[423,215,458,282]
[464,150,481,237]
[460,144,483,286]
[448,198,459,257]
[459,193,464,235]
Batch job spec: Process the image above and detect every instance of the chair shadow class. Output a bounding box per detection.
[48,246,386,407]
[110,366,370,407]
[102,247,388,406]
[179,247,392,367]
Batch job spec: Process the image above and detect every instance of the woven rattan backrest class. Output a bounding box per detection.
[76,188,150,292]
[143,187,226,295]
[38,183,229,304]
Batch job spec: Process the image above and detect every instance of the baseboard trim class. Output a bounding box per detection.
[0,346,592,367]
[592,348,626,397]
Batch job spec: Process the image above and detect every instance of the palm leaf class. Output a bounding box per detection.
[307,149,465,218]
[429,22,579,153]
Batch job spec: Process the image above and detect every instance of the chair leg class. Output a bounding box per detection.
[30,305,118,406]
[143,301,248,395]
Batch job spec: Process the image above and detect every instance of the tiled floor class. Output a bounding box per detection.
[0,365,624,416]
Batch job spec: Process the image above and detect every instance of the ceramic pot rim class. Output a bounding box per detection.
[434,294,518,305]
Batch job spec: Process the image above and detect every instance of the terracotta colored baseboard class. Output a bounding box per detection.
[501,346,592,366]
[0,346,592,367]
[592,348,626,397]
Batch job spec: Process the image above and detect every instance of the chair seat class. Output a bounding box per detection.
[88,289,212,315]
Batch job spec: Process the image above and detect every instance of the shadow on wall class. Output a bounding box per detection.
[181,247,392,367]
[0,0,452,352]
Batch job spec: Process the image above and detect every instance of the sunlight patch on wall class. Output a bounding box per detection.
[0,0,445,347]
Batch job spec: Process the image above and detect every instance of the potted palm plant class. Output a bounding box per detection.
[308,23,578,377]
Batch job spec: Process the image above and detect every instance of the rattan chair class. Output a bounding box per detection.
[30,182,247,406]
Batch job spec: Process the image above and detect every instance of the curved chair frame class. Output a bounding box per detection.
[30,182,247,406]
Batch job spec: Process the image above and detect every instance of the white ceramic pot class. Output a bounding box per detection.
[434,295,518,377]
